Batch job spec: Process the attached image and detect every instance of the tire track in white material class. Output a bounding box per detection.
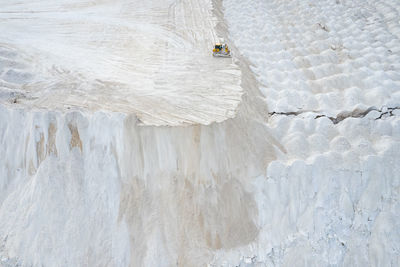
[0,0,243,126]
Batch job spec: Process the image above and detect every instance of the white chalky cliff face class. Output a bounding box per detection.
[1,0,400,266]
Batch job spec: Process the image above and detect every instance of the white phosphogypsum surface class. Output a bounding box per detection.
[0,0,242,126]
[1,0,400,266]
[206,0,400,266]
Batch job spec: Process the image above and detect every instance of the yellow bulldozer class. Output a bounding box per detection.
[212,43,231,57]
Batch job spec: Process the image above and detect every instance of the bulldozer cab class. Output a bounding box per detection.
[215,43,222,50]
[212,42,231,57]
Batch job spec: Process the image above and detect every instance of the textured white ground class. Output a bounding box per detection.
[0,0,242,126]
[1,0,400,267]
[226,0,400,117]
[213,0,400,266]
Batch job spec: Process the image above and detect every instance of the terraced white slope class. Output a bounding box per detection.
[0,0,242,126]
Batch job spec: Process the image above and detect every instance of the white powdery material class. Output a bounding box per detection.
[0,0,242,126]
[0,104,278,267]
[0,106,130,266]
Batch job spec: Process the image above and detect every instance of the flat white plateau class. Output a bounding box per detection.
[0,0,242,126]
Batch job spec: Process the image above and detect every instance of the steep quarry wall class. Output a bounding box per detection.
[0,103,275,266]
